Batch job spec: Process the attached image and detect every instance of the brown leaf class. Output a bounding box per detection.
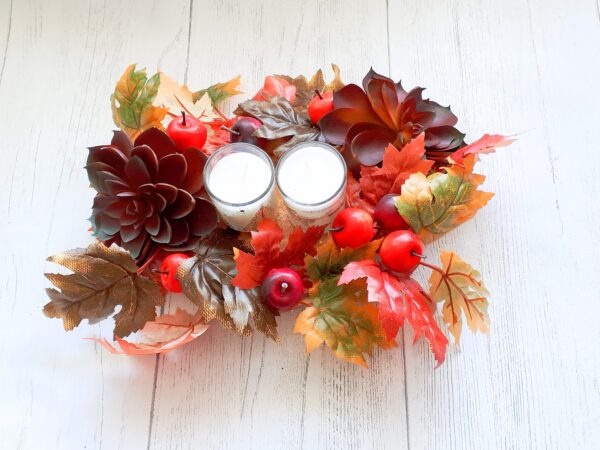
[176,230,279,341]
[43,241,165,338]
[237,96,326,157]
[278,64,345,108]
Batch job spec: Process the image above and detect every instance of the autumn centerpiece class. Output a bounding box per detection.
[43,64,513,367]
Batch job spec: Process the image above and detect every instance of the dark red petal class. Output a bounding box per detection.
[111,130,133,155]
[87,146,128,172]
[90,170,126,194]
[138,183,156,194]
[155,183,178,204]
[157,154,187,186]
[131,145,159,180]
[120,213,138,226]
[168,220,190,246]
[180,148,207,194]
[134,128,177,159]
[145,213,161,236]
[96,213,120,235]
[366,79,397,130]
[320,108,383,145]
[105,179,132,196]
[333,84,373,111]
[361,68,394,91]
[188,198,218,236]
[153,193,167,212]
[350,128,396,166]
[120,224,143,243]
[345,122,380,148]
[116,191,138,198]
[425,126,465,151]
[124,155,151,188]
[419,100,458,128]
[153,217,173,244]
[168,189,196,219]
[122,232,147,259]
[103,200,126,219]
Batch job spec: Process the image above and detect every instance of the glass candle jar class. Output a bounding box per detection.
[276,142,347,226]
[203,143,275,231]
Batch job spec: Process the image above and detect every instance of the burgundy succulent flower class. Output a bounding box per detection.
[86,128,218,262]
[319,69,465,172]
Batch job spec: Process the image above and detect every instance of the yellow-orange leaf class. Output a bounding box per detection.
[395,155,493,242]
[427,251,490,345]
[293,278,389,368]
[111,64,168,139]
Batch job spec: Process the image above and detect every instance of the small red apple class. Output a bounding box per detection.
[158,253,190,293]
[330,208,375,248]
[374,194,409,232]
[308,91,334,124]
[379,230,423,274]
[262,268,304,311]
[166,111,207,151]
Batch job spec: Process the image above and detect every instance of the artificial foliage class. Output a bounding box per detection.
[43,63,513,368]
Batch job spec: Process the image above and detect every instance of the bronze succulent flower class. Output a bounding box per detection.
[319,69,465,172]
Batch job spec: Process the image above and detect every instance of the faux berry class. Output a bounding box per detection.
[374,194,409,232]
[166,111,207,151]
[331,208,375,248]
[308,91,334,124]
[229,116,262,145]
[158,253,190,293]
[262,268,304,311]
[379,230,423,274]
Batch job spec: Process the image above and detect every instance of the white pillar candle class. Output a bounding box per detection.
[203,143,275,231]
[276,142,347,226]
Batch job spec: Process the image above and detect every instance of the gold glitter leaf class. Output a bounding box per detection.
[43,241,165,338]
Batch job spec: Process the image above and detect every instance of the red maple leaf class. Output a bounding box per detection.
[203,118,235,154]
[448,133,514,165]
[339,260,448,366]
[232,219,325,289]
[359,133,434,207]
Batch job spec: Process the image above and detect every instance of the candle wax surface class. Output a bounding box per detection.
[278,146,345,204]
[208,152,272,204]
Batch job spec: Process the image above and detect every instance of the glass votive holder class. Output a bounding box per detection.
[203,143,275,231]
[276,141,347,227]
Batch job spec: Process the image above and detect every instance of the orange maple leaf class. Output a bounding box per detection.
[359,133,434,206]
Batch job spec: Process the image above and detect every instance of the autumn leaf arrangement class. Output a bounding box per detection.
[43,63,513,367]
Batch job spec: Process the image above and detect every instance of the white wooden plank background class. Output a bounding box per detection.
[0,0,598,449]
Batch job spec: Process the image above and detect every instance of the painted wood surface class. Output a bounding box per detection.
[0,0,598,449]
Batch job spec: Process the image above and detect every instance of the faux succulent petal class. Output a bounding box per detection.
[361,67,394,91]
[131,145,159,180]
[350,128,397,166]
[87,146,128,174]
[180,148,206,194]
[120,224,143,243]
[105,179,132,196]
[168,220,190,246]
[155,183,178,204]
[103,200,126,219]
[320,108,383,145]
[188,198,218,236]
[124,155,151,188]
[366,78,397,130]
[121,232,147,259]
[333,84,375,112]
[134,128,177,159]
[145,213,161,236]
[153,193,168,212]
[419,100,458,128]
[111,130,133,155]
[154,217,173,244]
[168,189,196,219]
[425,126,465,151]
[96,213,120,235]
[157,154,187,186]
